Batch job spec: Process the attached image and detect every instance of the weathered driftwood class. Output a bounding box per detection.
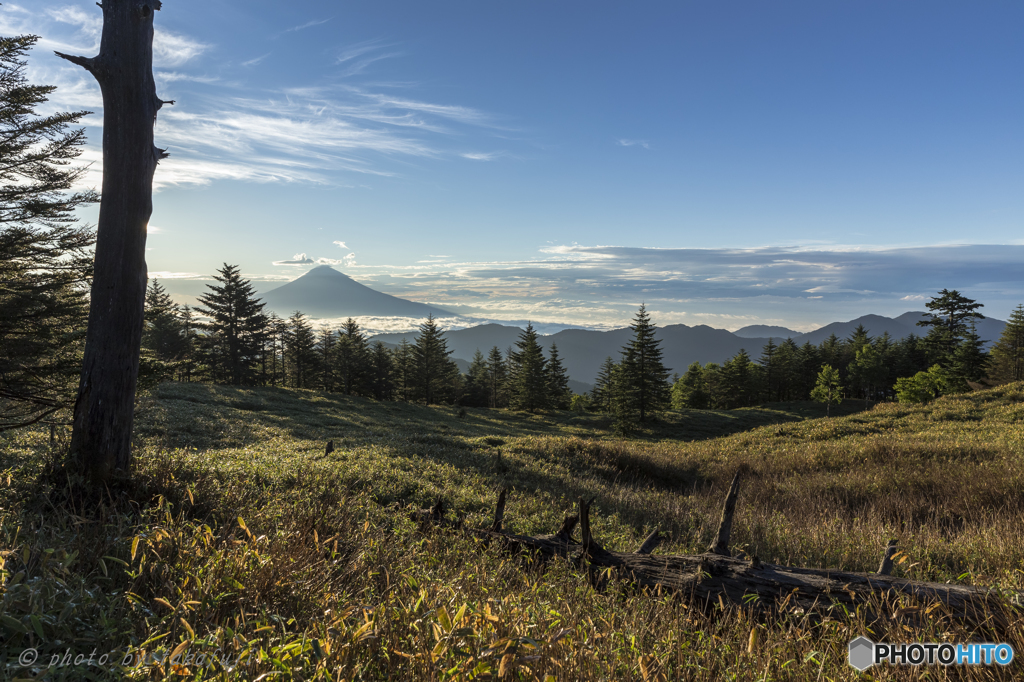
[415,479,1017,622]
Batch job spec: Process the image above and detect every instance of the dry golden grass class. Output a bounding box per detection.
[1,382,1022,680]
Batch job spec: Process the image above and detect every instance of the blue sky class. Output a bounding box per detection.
[8,1,1024,331]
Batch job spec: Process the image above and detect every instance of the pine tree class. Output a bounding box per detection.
[546,343,572,410]
[818,333,843,371]
[917,289,984,364]
[285,312,318,389]
[178,305,199,383]
[142,280,185,363]
[796,342,820,400]
[336,318,369,395]
[0,35,97,431]
[948,322,989,389]
[758,338,778,402]
[774,338,800,401]
[848,324,872,353]
[196,264,268,385]
[990,304,1024,383]
[485,346,508,408]
[702,362,724,408]
[463,349,491,407]
[316,323,336,391]
[265,313,288,386]
[719,349,760,409]
[847,344,886,400]
[590,356,617,412]
[413,315,458,405]
[508,323,549,412]
[671,362,708,409]
[612,304,671,424]
[394,339,415,402]
[368,341,395,401]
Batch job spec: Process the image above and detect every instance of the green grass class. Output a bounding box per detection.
[1,382,1022,680]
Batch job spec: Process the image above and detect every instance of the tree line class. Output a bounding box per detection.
[140,264,580,410]
[670,291,1024,410]
[141,268,676,430]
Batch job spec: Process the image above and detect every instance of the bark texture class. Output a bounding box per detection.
[57,0,168,482]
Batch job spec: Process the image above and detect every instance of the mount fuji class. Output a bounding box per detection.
[260,266,452,319]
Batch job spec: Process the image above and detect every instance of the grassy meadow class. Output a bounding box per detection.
[2,382,1023,680]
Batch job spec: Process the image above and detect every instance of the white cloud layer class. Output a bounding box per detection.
[309,243,1024,329]
[273,253,315,266]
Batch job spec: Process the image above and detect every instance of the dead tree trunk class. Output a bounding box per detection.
[57,0,170,483]
[415,482,1017,624]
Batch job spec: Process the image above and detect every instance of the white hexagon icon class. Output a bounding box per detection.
[848,636,875,671]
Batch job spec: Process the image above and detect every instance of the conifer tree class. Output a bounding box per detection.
[590,356,617,412]
[336,318,369,395]
[918,289,984,364]
[818,333,843,371]
[196,264,268,385]
[719,349,760,409]
[774,338,800,401]
[0,35,97,431]
[546,343,572,410]
[848,324,872,353]
[702,362,724,409]
[671,362,708,409]
[990,304,1024,382]
[796,342,820,399]
[413,315,458,404]
[847,344,886,400]
[368,341,395,401]
[393,339,415,402]
[485,346,508,408]
[758,338,778,402]
[142,280,185,363]
[463,349,491,407]
[948,322,989,389]
[265,313,288,386]
[508,322,549,412]
[316,323,336,391]
[178,305,199,383]
[611,304,672,428]
[285,312,318,389]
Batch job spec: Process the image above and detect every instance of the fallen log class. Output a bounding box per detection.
[414,478,1019,623]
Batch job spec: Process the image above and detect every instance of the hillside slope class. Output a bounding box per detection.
[3,384,1022,680]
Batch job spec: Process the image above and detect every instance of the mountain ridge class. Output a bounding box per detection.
[370,312,1006,385]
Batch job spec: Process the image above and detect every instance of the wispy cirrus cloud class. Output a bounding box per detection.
[22,6,511,190]
[286,17,333,33]
[156,71,219,84]
[462,152,500,161]
[154,31,209,66]
[241,53,270,67]
[617,138,650,149]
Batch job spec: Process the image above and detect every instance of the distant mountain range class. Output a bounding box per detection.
[733,325,800,338]
[261,266,1007,388]
[261,265,451,319]
[372,313,1006,388]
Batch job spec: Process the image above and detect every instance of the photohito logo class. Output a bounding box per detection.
[848,637,1015,670]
